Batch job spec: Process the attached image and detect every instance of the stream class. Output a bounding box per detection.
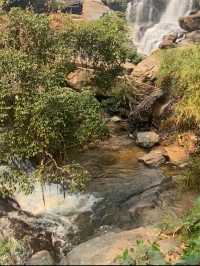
[11,120,172,261]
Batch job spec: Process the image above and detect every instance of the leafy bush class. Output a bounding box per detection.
[178,198,200,265]
[0,237,28,265]
[117,240,166,265]
[73,12,129,90]
[157,45,200,129]
[0,9,109,196]
[183,155,200,191]
[127,49,143,65]
[101,79,137,116]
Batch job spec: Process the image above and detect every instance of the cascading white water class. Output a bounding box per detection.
[127,0,195,54]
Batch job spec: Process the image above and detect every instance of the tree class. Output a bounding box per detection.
[0,9,107,196]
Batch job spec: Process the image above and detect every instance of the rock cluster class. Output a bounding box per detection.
[159,10,200,49]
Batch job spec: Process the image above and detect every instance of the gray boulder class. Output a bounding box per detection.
[136,131,160,148]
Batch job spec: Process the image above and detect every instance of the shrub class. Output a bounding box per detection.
[73,12,129,90]
[0,237,29,265]
[2,88,107,160]
[178,198,200,265]
[183,154,200,191]
[0,9,108,196]
[127,49,143,65]
[101,79,137,116]
[116,240,166,265]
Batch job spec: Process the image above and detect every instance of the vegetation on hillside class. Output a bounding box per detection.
[0,8,130,196]
[157,45,200,130]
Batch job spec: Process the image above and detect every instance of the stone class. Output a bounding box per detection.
[65,227,160,265]
[136,131,160,148]
[110,116,122,123]
[179,11,200,32]
[132,52,160,84]
[181,30,200,45]
[66,68,94,90]
[159,33,177,49]
[26,250,54,265]
[139,150,166,167]
[164,144,189,166]
[83,0,110,21]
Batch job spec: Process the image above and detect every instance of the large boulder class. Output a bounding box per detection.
[132,52,160,84]
[66,68,94,90]
[179,11,200,32]
[63,227,160,265]
[26,250,54,265]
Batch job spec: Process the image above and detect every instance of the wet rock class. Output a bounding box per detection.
[179,11,200,32]
[136,131,160,148]
[65,227,160,265]
[110,116,122,123]
[139,150,166,167]
[184,30,200,43]
[0,206,58,260]
[26,250,54,265]
[132,52,160,84]
[159,33,177,49]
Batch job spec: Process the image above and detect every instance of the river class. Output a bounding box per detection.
[12,119,172,261]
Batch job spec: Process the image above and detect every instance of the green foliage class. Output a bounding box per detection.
[157,45,200,129]
[127,49,143,65]
[0,166,34,198]
[0,9,110,197]
[73,12,128,90]
[1,88,106,160]
[101,79,137,116]
[179,238,200,265]
[183,155,200,191]
[117,249,135,266]
[0,237,28,265]
[117,240,166,265]
[177,198,200,265]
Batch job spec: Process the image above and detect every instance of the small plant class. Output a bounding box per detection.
[176,198,200,265]
[127,49,143,65]
[117,249,135,266]
[0,237,29,265]
[117,240,166,265]
[183,154,200,191]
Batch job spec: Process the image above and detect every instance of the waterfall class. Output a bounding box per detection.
[127,0,195,54]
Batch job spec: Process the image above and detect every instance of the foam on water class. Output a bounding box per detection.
[15,183,99,217]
